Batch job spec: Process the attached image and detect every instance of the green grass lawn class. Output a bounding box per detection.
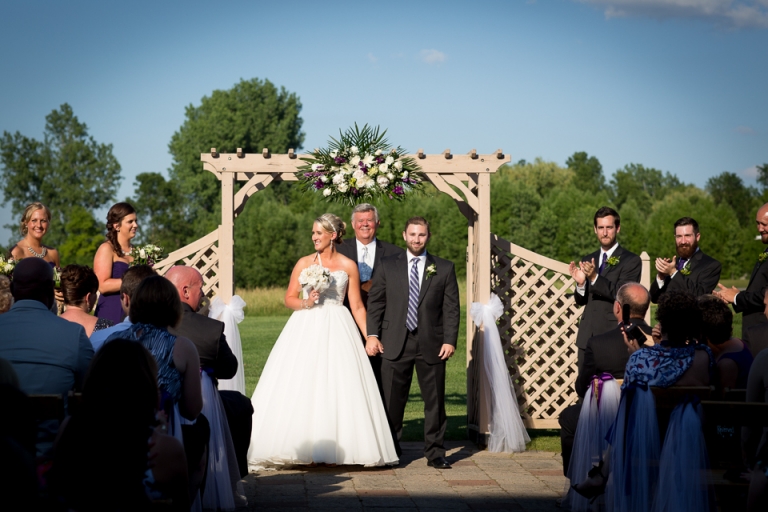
[238,307,559,451]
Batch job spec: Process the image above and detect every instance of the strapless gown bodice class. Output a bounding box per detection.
[315,270,348,306]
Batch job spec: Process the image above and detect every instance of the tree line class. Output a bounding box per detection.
[2,78,766,287]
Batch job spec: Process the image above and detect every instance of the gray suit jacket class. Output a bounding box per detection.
[367,252,460,365]
[573,246,642,349]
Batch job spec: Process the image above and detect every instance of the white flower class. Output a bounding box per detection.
[375,149,382,156]
[353,169,366,180]
[350,146,359,154]
[402,171,409,178]
[320,175,328,183]
[394,160,403,170]
[332,173,345,185]
[377,176,390,188]
[349,155,361,167]
[342,164,352,174]
[365,178,376,189]
[363,154,375,166]
[387,172,394,180]
[379,163,388,173]
[4,263,12,273]
[385,155,394,165]
[311,163,324,171]
[323,188,332,197]
[338,183,349,193]
[139,248,147,259]
[330,150,338,158]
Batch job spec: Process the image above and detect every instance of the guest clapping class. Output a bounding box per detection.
[93,202,137,324]
[9,202,60,268]
[59,265,114,337]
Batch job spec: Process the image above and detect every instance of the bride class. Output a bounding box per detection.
[247,213,399,468]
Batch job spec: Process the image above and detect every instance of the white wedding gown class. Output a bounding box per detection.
[247,268,399,469]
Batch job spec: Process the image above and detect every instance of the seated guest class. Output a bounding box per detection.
[744,349,768,473]
[0,275,12,314]
[59,264,114,337]
[168,265,253,485]
[746,290,768,359]
[52,339,189,512]
[89,264,156,351]
[699,295,753,389]
[560,282,652,476]
[0,258,92,456]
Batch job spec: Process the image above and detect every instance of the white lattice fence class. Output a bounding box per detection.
[490,234,581,428]
[153,228,221,298]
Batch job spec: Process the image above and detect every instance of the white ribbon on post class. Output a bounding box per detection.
[208,295,246,394]
[470,293,530,452]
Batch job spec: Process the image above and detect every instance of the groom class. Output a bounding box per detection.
[366,216,460,469]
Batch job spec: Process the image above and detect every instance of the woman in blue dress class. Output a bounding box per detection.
[93,202,137,324]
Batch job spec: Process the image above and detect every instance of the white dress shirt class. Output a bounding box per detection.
[356,238,377,267]
[407,250,427,284]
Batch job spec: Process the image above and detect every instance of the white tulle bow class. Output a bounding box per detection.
[208,295,246,394]
[470,293,529,452]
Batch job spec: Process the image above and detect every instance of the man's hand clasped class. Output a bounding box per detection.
[568,258,597,286]
[714,283,739,304]
[438,344,455,361]
[365,336,384,357]
[655,256,676,278]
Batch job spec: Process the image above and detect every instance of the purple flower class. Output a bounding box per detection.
[393,185,404,195]
[314,180,324,190]
[352,188,359,195]
[335,157,346,164]
[376,157,384,164]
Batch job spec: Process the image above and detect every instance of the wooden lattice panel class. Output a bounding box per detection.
[490,235,581,429]
[154,229,220,298]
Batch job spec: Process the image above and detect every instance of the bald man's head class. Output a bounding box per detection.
[615,283,650,319]
[166,265,204,311]
[757,203,768,245]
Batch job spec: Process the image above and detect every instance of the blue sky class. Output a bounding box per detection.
[1,0,767,240]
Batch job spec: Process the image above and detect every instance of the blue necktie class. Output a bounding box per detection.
[676,258,687,271]
[406,258,420,332]
[598,252,608,274]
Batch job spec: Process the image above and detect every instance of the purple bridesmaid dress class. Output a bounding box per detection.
[94,261,129,324]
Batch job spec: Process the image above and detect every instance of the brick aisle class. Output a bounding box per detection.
[240,441,566,511]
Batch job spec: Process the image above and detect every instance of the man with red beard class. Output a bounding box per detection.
[650,217,721,303]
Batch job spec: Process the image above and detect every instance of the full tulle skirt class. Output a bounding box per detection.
[247,304,398,469]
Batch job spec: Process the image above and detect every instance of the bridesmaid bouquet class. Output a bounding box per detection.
[0,256,16,278]
[129,244,164,267]
[299,265,331,303]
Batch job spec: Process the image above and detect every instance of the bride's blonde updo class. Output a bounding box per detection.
[315,213,346,244]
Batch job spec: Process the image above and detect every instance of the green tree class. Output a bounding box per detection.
[609,163,686,211]
[566,151,605,193]
[705,171,758,227]
[158,78,305,241]
[130,172,194,250]
[0,104,121,261]
[57,206,104,266]
[756,163,768,191]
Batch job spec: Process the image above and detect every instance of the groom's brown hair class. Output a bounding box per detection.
[404,216,430,234]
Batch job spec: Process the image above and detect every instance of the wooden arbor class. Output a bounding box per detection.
[153,146,651,439]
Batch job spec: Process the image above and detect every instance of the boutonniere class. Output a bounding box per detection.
[759,252,768,264]
[425,264,437,279]
[606,256,620,267]
[680,262,692,276]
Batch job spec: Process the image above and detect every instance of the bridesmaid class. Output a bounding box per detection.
[93,202,137,324]
[10,202,60,268]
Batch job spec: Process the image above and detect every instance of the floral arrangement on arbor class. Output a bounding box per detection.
[297,124,424,205]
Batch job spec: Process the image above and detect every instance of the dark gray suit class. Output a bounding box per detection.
[574,246,641,368]
[336,237,403,307]
[735,254,768,343]
[367,251,460,459]
[649,249,721,303]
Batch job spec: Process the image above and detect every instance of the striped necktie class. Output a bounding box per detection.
[406,258,420,332]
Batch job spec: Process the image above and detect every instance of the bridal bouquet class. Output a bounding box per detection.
[129,244,164,267]
[299,264,331,303]
[0,255,15,277]
[297,124,425,205]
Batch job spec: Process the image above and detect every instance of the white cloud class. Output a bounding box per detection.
[576,0,768,29]
[420,49,447,64]
[735,125,757,134]
[367,53,378,63]
[742,164,759,178]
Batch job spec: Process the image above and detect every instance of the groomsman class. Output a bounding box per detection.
[569,207,641,373]
[337,203,403,307]
[650,217,721,303]
[717,203,768,343]
[367,217,460,469]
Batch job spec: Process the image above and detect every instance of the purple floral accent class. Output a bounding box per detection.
[313,180,324,190]
[393,185,404,195]
[334,156,347,164]
[352,188,359,195]
[376,156,384,164]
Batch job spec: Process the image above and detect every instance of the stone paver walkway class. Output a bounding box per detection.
[242,441,566,511]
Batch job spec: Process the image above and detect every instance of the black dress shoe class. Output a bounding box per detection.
[427,457,451,469]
